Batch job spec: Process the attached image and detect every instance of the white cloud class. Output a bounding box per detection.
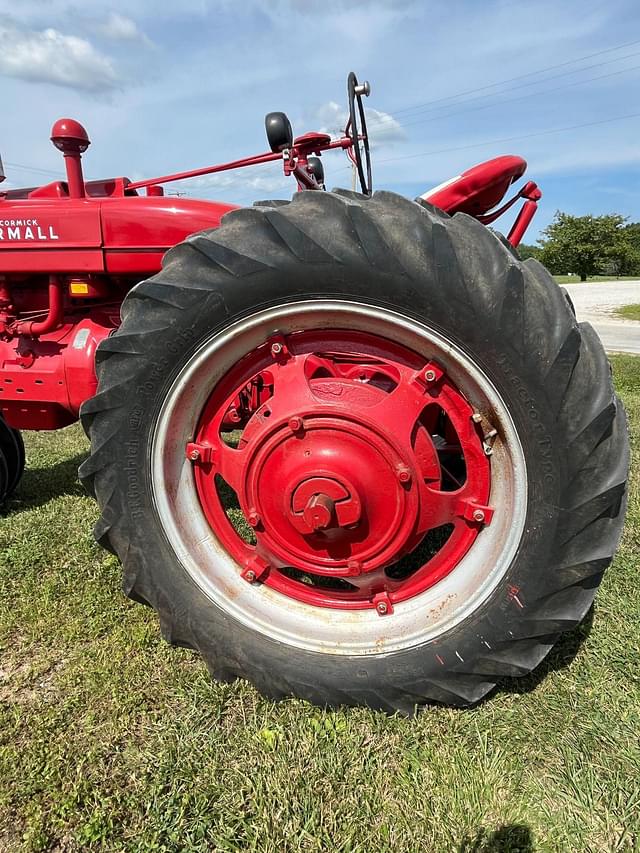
[362,107,407,146]
[315,100,406,147]
[97,12,150,44]
[0,22,118,92]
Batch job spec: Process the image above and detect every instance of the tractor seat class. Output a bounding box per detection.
[419,155,527,217]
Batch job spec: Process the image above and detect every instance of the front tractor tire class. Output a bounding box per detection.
[80,190,629,713]
[0,416,25,504]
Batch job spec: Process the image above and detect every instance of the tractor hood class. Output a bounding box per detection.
[0,182,238,275]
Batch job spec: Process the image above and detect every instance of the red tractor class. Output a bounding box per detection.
[0,75,629,713]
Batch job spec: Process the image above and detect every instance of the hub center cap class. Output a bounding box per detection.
[240,413,421,575]
[290,475,361,533]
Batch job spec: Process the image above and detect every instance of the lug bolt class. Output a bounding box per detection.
[376,601,388,615]
[471,413,483,423]
[247,511,260,528]
[473,509,485,523]
[288,416,303,432]
[347,559,362,576]
[396,465,411,484]
[424,369,436,382]
[189,448,200,461]
[270,342,283,357]
[244,570,257,583]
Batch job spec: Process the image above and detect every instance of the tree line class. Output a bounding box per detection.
[519,212,640,281]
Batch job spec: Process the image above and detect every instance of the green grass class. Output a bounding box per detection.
[1,356,639,852]
[616,304,640,322]
[553,275,638,284]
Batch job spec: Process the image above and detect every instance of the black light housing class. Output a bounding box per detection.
[307,156,325,188]
[265,112,294,153]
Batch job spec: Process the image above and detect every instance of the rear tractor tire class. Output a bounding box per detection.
[80,190,629,713]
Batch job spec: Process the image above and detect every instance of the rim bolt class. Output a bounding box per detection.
[241,556,270,584]
[347,559,362,576]
[471,412,483,423]
[270,342,283,357]
[288,416,303,433]
[186,442,214,464]
[396,465,411,484]
[473,509,485,523]
[248,511,260,528]
[413,361,443,391]
[373,592,394,616]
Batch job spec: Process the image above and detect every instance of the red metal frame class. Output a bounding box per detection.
[126,132,353,194]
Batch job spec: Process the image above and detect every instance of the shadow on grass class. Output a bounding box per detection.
[497,604,595,698]
[460,824,534,852]
[3,453,88,513]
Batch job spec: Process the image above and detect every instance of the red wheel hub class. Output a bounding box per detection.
[190,330,492,611]
[242,405,424,574]
[290,476,362,534]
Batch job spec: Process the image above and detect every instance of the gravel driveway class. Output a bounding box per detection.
[563,281,640,354]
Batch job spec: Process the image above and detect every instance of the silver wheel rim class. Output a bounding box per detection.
[150,300,527,655]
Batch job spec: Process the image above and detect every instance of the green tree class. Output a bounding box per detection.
[624,222,640,246]
[539,212,631,281]
[517,243,542,262]
[621,223,640,275]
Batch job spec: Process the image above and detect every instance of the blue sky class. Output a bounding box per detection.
[1,0,639,241]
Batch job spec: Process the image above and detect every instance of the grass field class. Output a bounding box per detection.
[1,356,638,852]
[554,275,639,284]
[616,304,640,322]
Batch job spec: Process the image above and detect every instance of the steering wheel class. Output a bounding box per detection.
[346,72,372,196]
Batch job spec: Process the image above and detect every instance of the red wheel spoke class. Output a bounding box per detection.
[420,458,490,531]
[423,486,467,529]
[367,378,428,445]
[336,568,387,598]
[259,353,317,415]
[212,441,246,495]
[304,353,340,378]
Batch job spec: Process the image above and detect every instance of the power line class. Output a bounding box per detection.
[385,37,640,118]
[4,161,63,178]
[393,60,640,132]
[366,46,640,131]
[371,110,640,165]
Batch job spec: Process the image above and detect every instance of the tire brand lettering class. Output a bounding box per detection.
[125,439,143,519]
[494,352,556,486]
[128,405,144,432]
[166,327,196,354]
[136,362,167,398]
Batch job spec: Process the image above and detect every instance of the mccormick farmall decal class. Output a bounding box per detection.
[0,219,60,241]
